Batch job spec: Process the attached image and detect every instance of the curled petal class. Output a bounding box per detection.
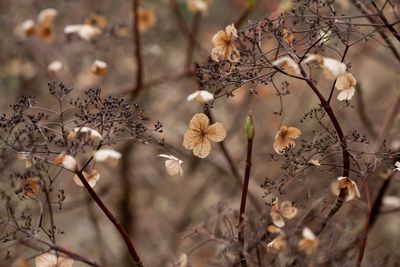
[286,127,301,139]
[337,87,355,101]
[271,212,285,228]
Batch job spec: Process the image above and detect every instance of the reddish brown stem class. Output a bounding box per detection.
[131,0,144,99]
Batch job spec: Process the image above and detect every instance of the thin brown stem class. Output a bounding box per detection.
[357,175,372,267]
[131,0,144,99]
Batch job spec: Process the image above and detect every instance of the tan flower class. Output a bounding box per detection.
[211,24,240,62]
[137,8,157,32]
[273,126,301,154]
[266,225,287,252]
[298,227,319,255]
[64,24,101,42]
[187,90,214,104]
[17,19,36,38]
[16,152,34,168]
[94,149,121,167]
[158,154,184,177]
[37,8,58,27]
[53,153,77,171]
[91,60,108,76]
[175,253,188,267]
[304,54,346,79]
[67,126,102,141]
[35,252,73,267]
[187,0,211,14]
[47,61,64,74]
[15,178,40,198]
[336,72,357,101]
[84,14,108,29]
[183,113,226,158]
[270,198,298,227]
[331,176,360,201]
[281,28,295,45]
[73,170,100,188]
[272,56,301,76]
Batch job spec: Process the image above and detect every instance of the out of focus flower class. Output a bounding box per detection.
[16,152,34,168]
[183,113,226,158]
[35,252,73,267]
[91,60,108,75]
[304,54,347,80]
[53,153,77,171]
[273,126,301,154]
[331,176,361,201]
[158,154,184,177]
[281,28,295,45]
[266,225,287,252]
[74,170,100,188]
[308,159,321,166]
[336,72,357,101]
[37,8,58,27]
[47,61,63,74]
[272,56,301,76]
[211,24,240,62]
[175,253,188,267]
[64,24,101,42]
[18,19,36,38]
[94,149,121,167]
[137,8,156,32]
[67,126,102,141]
[298,227,319,255]
[187,0,211,14]
[84,14,109,29]
[270,198,298,227]
[394,161,400,172]
[187,90,214,104]
[15,178,40,198]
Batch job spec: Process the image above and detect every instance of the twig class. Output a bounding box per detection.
[131,0,144,99]
[356,175,372,267]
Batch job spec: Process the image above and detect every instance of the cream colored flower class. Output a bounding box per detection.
[304,54,346,79]
[187,90,214,104]
[158,154,184,177]
[17,19,36,38]
[84,14,108,29]
[211,24,240,63]
[394,161,400,172]
[94,149,121,167]
[73,170,100,188]
[336,72,357,101]
[298,227,319,255]
[183,113,226,158]
[331,176,361,201]
[15,178,40,198]
[138,8,157,32]
[38,8,58,27]
[272,56,301,76]
[187,0,210,14]
[91,60,108,76]
[64,24,101,42]
[53,153,77,171]
[266,225,287,252]
[270,198,298,227]
[47,61,63,74]
[35,252,73,267]
[273,126,301,154]
[67,126,102,141]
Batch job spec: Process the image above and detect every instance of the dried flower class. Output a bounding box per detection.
[270,198,298,227]
[137,8,157,32]
[308,159,321,166]
[266,225,287,252]
[336,72,357,101]
[67,126,102,141]
[84,14,108,29]
[187,90,214,104]
[175,253,188,267]
[273,126,301,154]
[73,170,100,188]
[94,149,121,167]
[298,227,319,255]
[281,28,295,45]
[64,24,101,42]
[37,8,58,27]
[331,176,361,201]
[35,252,73,267]
[304,54,346,79]
[53,153,77,171]
[183,113,226,158]
[15,178,40,198]
[158,154,184,177]
[16,152,34,168]
[91,60,108,76]
[47,61,63,74]
[187,0,210,14]
[18,19,36,38]
[272,56,301,76]
[393,161,400,172]
[211,24,240,63]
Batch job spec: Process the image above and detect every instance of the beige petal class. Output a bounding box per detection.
[192,137,211,158]
[337,87,355,101]
[286,127,301,139]
[165,159,183,177]
[346,179,361,201]
[206,122,226,142]
[271,212,285,228]
[189,113,209,132]
[267,235,287,251]
[35,252,73,267]
[298,239,319,255]
[336,73,356,90]
[280,201,298,219]
[183,129,202,150]
[273,137,294,154]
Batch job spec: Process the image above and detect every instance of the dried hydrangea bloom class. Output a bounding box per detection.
[84,14,108,29]
[331,176,361,201]
[38,8,58,27]
[298,227,319,255]
[272,56,301,76]
[336,72,357,101]
[73,170,100,188]
[158,154,184,177]
[266,225,287,252]
[94,149,122,167]
[64,24,101,42]
[281,28,295,45]
[17,19,36,38]
[304,54,347,80]
[47,61,63,74]
[270,198,298,227]
[91,60,108,76]
[187,0,210,14]
[273,126,301,154]
[138,8,157,32]
[393,161,400,172]
[53,153,77,171]
[35,252,73,267]
[211,24,240,63]
[187,90,214,104]
[183,113,226,158]
[15,178,40,198]
[67,126,102,141]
